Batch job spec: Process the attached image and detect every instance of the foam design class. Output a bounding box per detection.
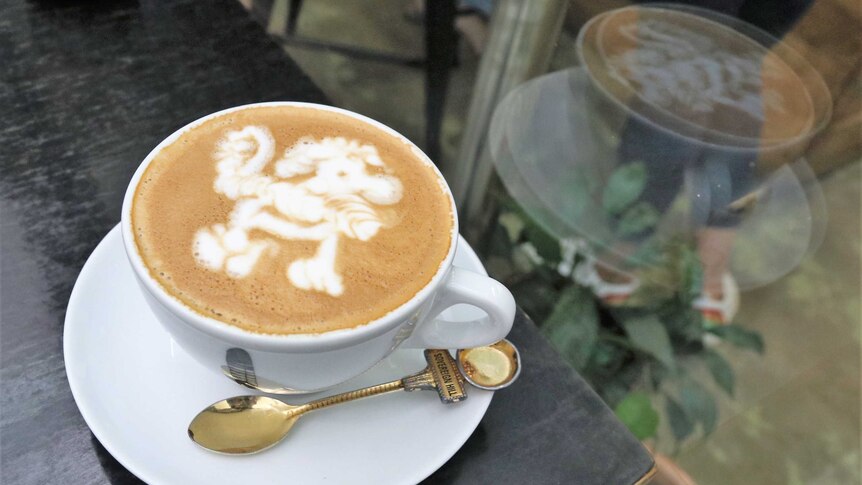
[604,18,788,122]
[193,126,403,296]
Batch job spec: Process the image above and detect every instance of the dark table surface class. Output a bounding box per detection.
[0,0,654,483]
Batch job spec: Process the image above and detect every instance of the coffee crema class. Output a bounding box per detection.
[132,106,454,334]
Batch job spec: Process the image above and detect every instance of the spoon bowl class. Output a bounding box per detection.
[189,395,302,454]
[456,339,521,390]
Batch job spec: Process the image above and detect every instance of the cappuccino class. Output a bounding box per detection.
[132,106,454,334]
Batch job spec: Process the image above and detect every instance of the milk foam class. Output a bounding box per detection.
[604,17,789,122]
[193,126,404,296]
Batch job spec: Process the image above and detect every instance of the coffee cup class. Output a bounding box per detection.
[121,102,516,392]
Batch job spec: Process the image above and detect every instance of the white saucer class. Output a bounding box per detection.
[64,226,493,485]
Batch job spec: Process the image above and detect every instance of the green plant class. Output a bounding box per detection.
[483,163,765,445]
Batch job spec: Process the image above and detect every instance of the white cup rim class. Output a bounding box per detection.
[121,102,459,353]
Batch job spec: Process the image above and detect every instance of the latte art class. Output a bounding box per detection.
[131,105,453,334]
[605,18,778,121]
[193,127,403,296]
[596,8,815,141]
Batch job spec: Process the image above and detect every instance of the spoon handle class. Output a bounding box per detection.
[294,349,467,416]
[298,380,405,414]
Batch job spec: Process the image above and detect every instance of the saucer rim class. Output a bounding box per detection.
[64,225,493,485]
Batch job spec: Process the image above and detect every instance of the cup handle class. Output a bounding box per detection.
[401,267,516,349]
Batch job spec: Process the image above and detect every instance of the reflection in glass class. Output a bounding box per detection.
[490,5,831,320]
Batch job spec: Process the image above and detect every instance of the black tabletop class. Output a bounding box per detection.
[0,1,654,483]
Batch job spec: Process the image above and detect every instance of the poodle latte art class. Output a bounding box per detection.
[132,106,453,334]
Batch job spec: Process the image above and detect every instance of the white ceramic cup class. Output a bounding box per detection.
[121,102,516,393]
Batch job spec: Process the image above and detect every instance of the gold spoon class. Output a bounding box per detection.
[189,342,521,455]
[456,339,521,390]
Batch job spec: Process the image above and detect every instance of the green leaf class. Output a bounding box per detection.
[657,303,705,343]
[680,381,718,435]
[498,212,526,242]
[703,349,735,396]
[596,359,649,399]
[622,316,674,368]
[589,339,626,369]
[665,396,695,441]
[614,392,659,440]
[602,162,647,215]
[559,181,590,223]
[707,324,765,353]
[524,223,561,263]
[631,239,665,267]
[617,202,660,238]
[541,285,598,371]
[600,382,631,409]
[649,362,669,390]
[679,246,704,303]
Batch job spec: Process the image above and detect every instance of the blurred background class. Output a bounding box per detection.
[200,0,859,483]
